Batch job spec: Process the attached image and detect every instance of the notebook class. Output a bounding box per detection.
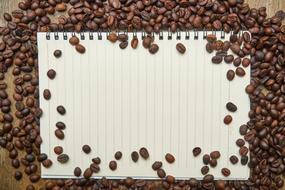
[37,31,250,180]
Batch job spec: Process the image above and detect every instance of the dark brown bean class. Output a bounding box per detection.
[83,168,92,179]
[230,155,239,164]
[224,115,232,125]
[236,67,246,76]
[239,146,249,156]
[203,154,211,165]
[14,171,22,180]
[236,138,245,147]
[226,102,237,112]
[69,36,80,46]
[142,36,152,48]
[211,55,223,64]
[107,32,118,43]
[157,169,166,178]
[43,89,51,100]
[109,160,117,170]
[209,159,217,167]
[139,147,149,159]
[57,154,69,163]
[176,43,186,54]
[74,167,82,177]
[210,151,220,159]
[221,168,231,177]
[152,161,162,170]
[166,175,175,184]
[149,44,159,54]
[201,165,209,175]
[92,157,101,164]
[56,105,66,115]
[54,129,64,140]
[54,146,63,155]
[42,159,53,168]
[224,55,234,63]
[119,41,128,49]
[53,50,62,58]
[192,147,202,157]
[75,44,86,54]
[90,163,100,173]
[114,151,122,160]
[118,34,128,42]
[165,153,175,163]
[226,70,235,81]
[241,155,248,165]
[242,58,251,67]
[55,122,66,130]
[131,37,138,49]
[82,145,91,154]
[131,151,139,162]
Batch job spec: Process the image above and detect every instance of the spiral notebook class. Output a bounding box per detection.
[38,31,250,180]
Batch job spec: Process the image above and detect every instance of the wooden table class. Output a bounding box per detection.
[0,0,284,189]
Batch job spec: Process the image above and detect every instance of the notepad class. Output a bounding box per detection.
[38,31,250,180]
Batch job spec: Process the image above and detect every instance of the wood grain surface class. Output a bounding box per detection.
[0,0,284,190]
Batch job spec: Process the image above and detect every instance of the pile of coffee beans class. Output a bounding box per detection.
[0,0,285,189]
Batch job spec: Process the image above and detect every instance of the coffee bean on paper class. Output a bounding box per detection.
[149,44,159,54]
[201,165,209,175]
[165,153,175,163]
[242,58,251,67]
[192,147,202,157]
[119,41,128,49]
[47,69,56,79]
[69,36,80,46]
[74,167,82,177]
[236,138,245,147]
[224,115,232,125]
[241,156,248,165]
[118,34,128,42]
[54,146,63,155]
[114,151,122,160]
[203,154,211,165]
[210,151,220,159]
[139,147,149,159]
[221,168,231,177]
[107,32,118,43]
[239,146,249,156]
[157,169,166,178]
[131,37,138,49]
[212,55,223,64]
[229,155,239,164]
[42,159,52,168]
[226,70,235,81]
[224,55,234,63]
[53,50,62,58]
[226,102,237,112]
[92,157,101,165]
[209,159,217,167]
[176,43,186,54]
[83,168,93,179]
[75,44,86,54]
[142,36,152,48]
[166,175,175,184]
[43,89,51,100]
[82,145,91,154]
[90,163,100,173]
[152,161,162,170]
[56,122,66,130]
[109,160,117,170]
[55,129,64,140]
[233,57,242,67]
[236,67,246,76]
[57,154,69,163]
[131,151,139,162]
[57,105,66,115]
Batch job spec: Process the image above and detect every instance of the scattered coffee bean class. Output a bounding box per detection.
[142,36,152,48]
[166,175,175,184]
[47,69,56,79]
[119,41,128,49]
[74,167,82,177]
[176,43,186,54]
[224,55,234,63]
[53,50,62,58]
[201,165,209,175]
[55,121,66,130]
[203,154,211,165]
[118,34,128,42]
[241,155,248,165]
[192,147,202,157]
[157,168,166,178]
[42,159,52,168]
[54,146,63,155]
[152,161,162,170]
[26,185,35,190]
[131,151,139,162]
[236,67,246,76]
[139,147,149,159]
[229,155,239,164]
[114,151,122,160]
[221,168,231,177]
[209,159,217,167]
[82,145,91,154]
[226,102,237,112]
[165,153,175,163]
[233,57,241,67]
[131,37,138,49]
[90,163,100,173]
[107,32,118,43]
[239,146,249,156]
[92,157,101,164]
[43,89,51,100]
[69,36,80,46]
[242,58,251,67]
[83,168,92,179]
[109,160,117,170]
[149,44,159,54]
[14,171,22,180]
[236,138,245,147]
[227,70,235,81]
[211,55,223,64]
[224,115,232,124]
[210,151,220,159]
[75,44,86,54]
[56,105,66,115]
[57,154,69,164]
[54,129,64,140]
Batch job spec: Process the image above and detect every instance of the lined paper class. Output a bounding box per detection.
[38,32,250,180]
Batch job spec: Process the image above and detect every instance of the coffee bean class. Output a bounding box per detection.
[119,41,128,49]
[43,89,51,100]
[131,151,139,162]
[142,36,152,48]
[56,2,67,12]
[75,44,86,54]
[56,105,66,115]
[226,102,237,112]
[69,36,80,46]
[26,185,35,190]
[239,146,249,156]
[107,32,118,43]
[109,160,117,170]
[74,167,82,177]
[90,163,100,173]
[29,174,40,183]
[114,151,122,160]
[224,55,234,63]
[11,159,20,168]
[203,154,211,165]
[53,50,62,58]
[241,155,248,165]
[242,58,251,67]
[242,32,251,42]
[83,168,92,179]
[233,57,241,67]
[131,37,138,49]
[192,147,202,157]
[165,153,175,163]
[221,168,231,177]
[139,147,149,159]
[166,175,175,184]
[245,84,255,94]
[149,44,159,54]
[42,159,52,168]
[236,67,246,76]
[157,169,166,178]
[206,43,214,53]
[14,171,22,180]
[209,159,217,167]
[152,161,162,170]
[236,138,245,147]
[212,55,223,64]
[47,69,56,79]
[206,34,217,43]
[54,129,64,139]
[54,146,63,155]
[57,154,69,164]
[82,145,91,154]
[118,34,128,42]
[229,155,239,164]
[92,157,101,164]
[176,43,186,54]
[210,151,220,159]
[56,121,66,130]
[201,165,209,175]
[224,115,232,124]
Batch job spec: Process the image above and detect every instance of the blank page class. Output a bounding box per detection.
[38,32,250,180]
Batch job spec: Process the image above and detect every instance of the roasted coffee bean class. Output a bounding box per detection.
[201,165,209,175]
[176,43,186,54]
[157,169,166,178]
[26,185,35,190]
[131,37,138,49]
[107,32,118,43]
[210,151,220,159]
[166,175,175,184]
[56,122,66,130]
[131,151,139,162]
[109,160,117,170]
[221,168,231,177]
[29,174,40,183]
[119,41,128,49]
[43,89,51,100]
[142,36,152,48]
[11,159,20,168]
[118,34,128,42]
[241,155,248,165]
[242,58,251,67]
[203,154,211,165]
[83,168,92,179]
[165,153,175,163]
[139,147,149,159]
[152,161,162,170]
[47,69,56,79]
[224,55,234,63]
[92,157,101,164]
[239,146,249,156]
[55,129,64,139]
[226,69,235,81]
[54,146,63,155]
[75,44,86,54]
[53,50,62,58]
[56,105,66,115]
[74,167,82,177]
[82,145,91,154]
[226,102,237,112]
[69,36,80,45]
[14,171,22,180]
[192,147,202,157]
[209,159,217,167]
[224,115,232,124]
[90,163,100,173]
[149,44,159,54]
[42,159,52,168]
[236,67,246,76]
[212,55,223,64]
[236,138,245,147]
[233,57,241,67]
[114,151,122,160]
[57,154,69,164]
[229,155,239,164]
